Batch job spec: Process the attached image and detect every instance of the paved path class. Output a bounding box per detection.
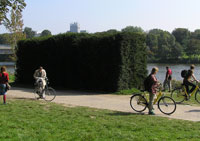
[7,87,200,122]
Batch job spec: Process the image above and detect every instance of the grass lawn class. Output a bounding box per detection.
[0,99,200,140]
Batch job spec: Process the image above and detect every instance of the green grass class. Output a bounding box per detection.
[115,88,141,95]
[0,99,200,140]
[8,73,15,83]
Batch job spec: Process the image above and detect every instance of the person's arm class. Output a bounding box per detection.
[6,73,9,83]
[192,74,199,82]
[152,75,158,84]
[42,70,47,78]
[33,70,38,79]
[166,73,169,80]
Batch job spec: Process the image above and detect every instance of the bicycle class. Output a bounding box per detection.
[34,77,56,102]
[171,82,200,104]
[130,84,176,115]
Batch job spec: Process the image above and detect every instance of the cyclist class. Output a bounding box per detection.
[183,64,199,96]
[148,67,159,115]
[163,66,172,92]
[33,66,47,98]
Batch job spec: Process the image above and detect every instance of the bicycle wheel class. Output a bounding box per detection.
[171,87,185,104]
[43,87,56,102]
[130,94,148,112]
[195,90,200,104]
[34,87,43,100]
[158,96,176,115]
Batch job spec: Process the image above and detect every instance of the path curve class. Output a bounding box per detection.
[7,87,200,122]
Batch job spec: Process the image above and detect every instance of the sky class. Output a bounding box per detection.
[1,0,200,35]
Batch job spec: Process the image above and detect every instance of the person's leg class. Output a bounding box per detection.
[184,80,195,94]
[163,79,167,91]
[3,95,6,104]
[168,80,172,92]
[41,78,46,98]
[184,80,190,94]
[168,80,171,92]
[187,82,196,93]
[148,92,155,115]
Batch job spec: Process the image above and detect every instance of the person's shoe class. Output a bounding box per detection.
[3,102,6,105]
[148,111,155,115]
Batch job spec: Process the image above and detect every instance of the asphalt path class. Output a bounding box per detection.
[7,87,200,122]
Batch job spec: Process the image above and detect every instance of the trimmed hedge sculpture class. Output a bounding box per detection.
[16,32,147,92]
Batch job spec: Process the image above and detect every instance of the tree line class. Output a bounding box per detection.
[0,27,52,45]
[122,26,200,64]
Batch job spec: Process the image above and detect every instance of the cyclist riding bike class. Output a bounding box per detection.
[183,64,199,97]
[33,66,47,98]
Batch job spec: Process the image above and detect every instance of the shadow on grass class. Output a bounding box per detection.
[107,111,145,116]
[13,97,36,101]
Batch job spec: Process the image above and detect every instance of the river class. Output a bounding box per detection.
[147,63,200,83]
[0,62,15,74]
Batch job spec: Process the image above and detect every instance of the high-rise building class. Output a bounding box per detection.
[70,22,80,33]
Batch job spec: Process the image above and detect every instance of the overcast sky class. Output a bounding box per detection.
[1,0,200,35]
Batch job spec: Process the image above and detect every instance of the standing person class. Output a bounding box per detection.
[183,64,198,95]
[33,66,47,98]
[163,66,172,92]
[148,67,159,115]
[0,66,9,104]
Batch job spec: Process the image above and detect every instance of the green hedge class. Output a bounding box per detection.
[16,32,147,92]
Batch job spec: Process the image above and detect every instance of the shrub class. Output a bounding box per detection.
[16,32,147,92]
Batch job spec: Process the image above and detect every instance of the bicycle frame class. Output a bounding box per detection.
[183,84,199,97]
[142,88,163,105]
[153,91,163,104]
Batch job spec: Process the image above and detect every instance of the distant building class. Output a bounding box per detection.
[70,22,80,33]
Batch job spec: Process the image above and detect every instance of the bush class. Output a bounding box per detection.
[16,32,147,92]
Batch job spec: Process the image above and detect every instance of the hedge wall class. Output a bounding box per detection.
[16,32,147,92]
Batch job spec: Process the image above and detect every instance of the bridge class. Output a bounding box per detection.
[0,44,13,54]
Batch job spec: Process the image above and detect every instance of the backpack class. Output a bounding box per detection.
[181,70,188,78]
[144,75,154,92]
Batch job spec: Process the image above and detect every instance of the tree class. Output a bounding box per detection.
[186,39,200,56]
[0,33,12,44]
[191,29,200,40]
[106,29,118,34]
[5,7,25,46]
[121,26,144,33]
[172,28,190,49]
[0,0,26,25]
[41,29,52,37]
[24,27,36,39]
[4,6,25,61]
[170,42,183,60]
[146,29,182,61]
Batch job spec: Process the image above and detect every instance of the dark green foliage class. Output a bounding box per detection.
[23,27,36,39]
[16,32,147,92]
[41,29,52,37]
